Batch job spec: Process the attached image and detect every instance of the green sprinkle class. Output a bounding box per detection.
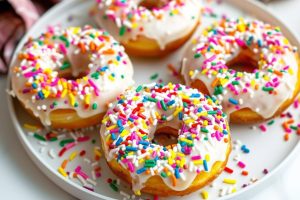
[267,120,275,125]
[145,160,156,168]
[232,81,239,85]
[60,61,71,70]
[49,137,58,142]
[136,85,143,92]
[201,128,209,133]
[161,172,167,178]
[59,138,75,147]
[109,183,119,192]
[92,139,96,144]
[33,133,46,141]
[150,73,159,80]
[160,100,167,111]
[119,26,126,36]
[92,103,98,110]
[262,87,273,92]
[147,97,158,103]
[207,111,217,115]
[194,53,201,59]
[290,125,298,130]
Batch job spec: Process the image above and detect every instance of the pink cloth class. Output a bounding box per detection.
[0,0,59,74]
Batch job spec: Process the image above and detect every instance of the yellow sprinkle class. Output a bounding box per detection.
[223,178,237,185]
[184,119,194,124]
[107,124,117,130]
[173,107,183,117]
[69,151,77,161]
[94,147,102,157]
[58,167,67,177]
[132,23,138,29]
[105,134,111,142]
[134,190,141,196]
[23,123,40,131]
[84,94,91,105]
[232,187,237,193]
[201,190,209,199]
[120,129,129,137]
[288,68,294,75]
[205,154,210,162]
[139,159,145,164]
[102,116,109,123]
[61,90,67,98]
[193,160,203,165]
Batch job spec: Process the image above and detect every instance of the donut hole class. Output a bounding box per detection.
[226,49,259,73]
[57,53,90,81]
[139,0,170,10]
[153,126,178,147]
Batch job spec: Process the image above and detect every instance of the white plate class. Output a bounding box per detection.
[7,0,300,199]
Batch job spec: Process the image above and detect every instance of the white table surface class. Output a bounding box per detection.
[1,0,300,199]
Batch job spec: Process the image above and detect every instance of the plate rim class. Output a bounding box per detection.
[6,0,300,199]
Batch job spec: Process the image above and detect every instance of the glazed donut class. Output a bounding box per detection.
[94,0,201,57]
[181,18,300,123]
[11,26,134,129]
[100,83,231,196]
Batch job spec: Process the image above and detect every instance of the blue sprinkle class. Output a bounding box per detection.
[198,107,203,112]
[117,119,122,127]
[138,141,149,146]
[118,99,124,104]
[128,117,134,122]
[191,93,200,98]
[258,39,263,47]
[167,100,175,106]
[178,112,183,120]
[175,168,180,179]
[241,145,246,150]
[126,146,138,151]
[38,91,44,99]
[228,97,239,105]
[115,137,123,146]
[222,130,228,135]
[99,66,108,72]
[119,127,124,133]
[32,83,37,89]
[111,133,117,140]
[136,167,146,174]
[203,160,208,171]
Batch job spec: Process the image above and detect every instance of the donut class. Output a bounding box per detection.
[100,83,231,196]
[94,0,201,57]
[181,18,300,123]
[11,26,134,129]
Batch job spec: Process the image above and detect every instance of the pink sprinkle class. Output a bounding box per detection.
[75,166,81,173]
[259,124,267,132]
[77,136,90,142]
[59,44,67,55]
[191,155,201,160]
[128,162,134,172]
[65,142,76,151]
[238,161,246,169]
[77,170,89,180]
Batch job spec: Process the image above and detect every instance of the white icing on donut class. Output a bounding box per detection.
[181,19,299,118]
[94,0,201,49]
[100,83,230,192]
[11,26,134,126]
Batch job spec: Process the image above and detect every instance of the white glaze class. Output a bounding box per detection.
[11,26,134,126]
[181,19,298,118]
[94,0,201,49]
[100,83,230,192]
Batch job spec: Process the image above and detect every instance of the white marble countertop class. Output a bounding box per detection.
[0,0,300,199]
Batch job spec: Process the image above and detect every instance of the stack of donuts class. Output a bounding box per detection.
[10,0,300,197]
